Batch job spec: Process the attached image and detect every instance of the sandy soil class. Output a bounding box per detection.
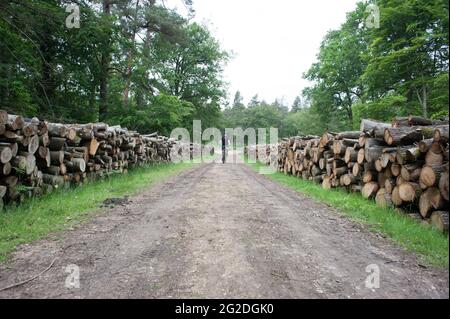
[0,163,448,299]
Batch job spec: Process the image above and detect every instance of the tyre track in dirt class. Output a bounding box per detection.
[0,163,448,298]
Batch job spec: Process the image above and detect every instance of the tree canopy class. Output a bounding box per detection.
[0,0,228,133]
[302,0,448,132]
[1,1,447,138]
[223,0,448,138]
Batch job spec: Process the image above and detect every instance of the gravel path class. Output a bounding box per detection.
[0,163,448,299]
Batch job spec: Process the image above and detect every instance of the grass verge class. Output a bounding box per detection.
[248,161,449,268]
[0,161,195,262]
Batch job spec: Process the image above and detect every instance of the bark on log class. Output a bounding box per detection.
[392,186,403,206]
[322,176,331,190]
[360,119,390,133]
[0,146,12,164]
[398,182,422,202]
[46,166,61,175]
[418,139,434,153]
[419,164,445,188]
[431,211,449,233]
[425,148,444,166]
[433,126,449,144]
[342,174,358,186]
[7,114,25,130]
[380,150,396,168]
[390,163,401,177]
[384,178,396,194]
[362,182,379,199]
[0,162,11,175]
[392,117,410,128]
[384,127,424,146]
[66,158,86,173]
[375,188,394,209]
[438,170,449,201]
[365,146,384,163]
[319,133,334,148]
[357,148,365,164]
[396,146,421,165]
[400,164,421,182]
[42,174,64,188]
[48,137,66,151]
[0,185,6,199]
[27,135,39,154]
[336,131,361,140]
[408,116,434,126]
[344,147,358,163]
[47,123,67,137]
[0,110,8,125]
[352,162,362,177]
[50,151,64,165]
[419,187,444,218]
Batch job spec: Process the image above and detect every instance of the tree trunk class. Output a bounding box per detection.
[99,0,111,121]
[422,84,428,118]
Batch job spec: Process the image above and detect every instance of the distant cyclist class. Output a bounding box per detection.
[221,132,229,163]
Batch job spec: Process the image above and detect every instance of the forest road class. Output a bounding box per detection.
[0,163,448,299]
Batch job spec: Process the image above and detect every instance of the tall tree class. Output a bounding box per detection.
[233,90,244,107]
[248,94,260,108]
[290,96,302,113]
[304,2,369,127]
[152,22,229,127]
[99,0,112,121]
[362,0,449,117]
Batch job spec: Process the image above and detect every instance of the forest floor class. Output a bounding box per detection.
[0,163,448,298]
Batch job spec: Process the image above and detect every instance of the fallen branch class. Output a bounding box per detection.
[0,258,57,292]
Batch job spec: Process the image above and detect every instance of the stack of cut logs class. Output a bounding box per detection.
[0,111,184,209]
[272,116,449,233]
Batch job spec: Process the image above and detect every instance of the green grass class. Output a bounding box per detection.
[0,161,195,262]
[248,161,449,268]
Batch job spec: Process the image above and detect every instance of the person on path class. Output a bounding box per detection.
[221,132,229,163]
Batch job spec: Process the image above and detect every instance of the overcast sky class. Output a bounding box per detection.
[168,0,359,107]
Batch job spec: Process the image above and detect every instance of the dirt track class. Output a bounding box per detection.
[0,163,448,299]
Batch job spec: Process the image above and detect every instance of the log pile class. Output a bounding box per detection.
[273,116,449,233]
[0,111,183,209]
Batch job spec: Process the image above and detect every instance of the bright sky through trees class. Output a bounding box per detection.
[169,0,359,105]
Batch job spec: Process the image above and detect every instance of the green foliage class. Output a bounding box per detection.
[152,22,229,128]
[110,94,194,135]
[148,95,192,135]
[352,94,408,129]
[304,2,370,128]
[222,90,348,138]
[0,1,227,131]
[290,96,303,113]
[428,72,450,118]
[221,1,448,137]
[282,109,326,136]
[303,0,449,129]
[222,95,288,137]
